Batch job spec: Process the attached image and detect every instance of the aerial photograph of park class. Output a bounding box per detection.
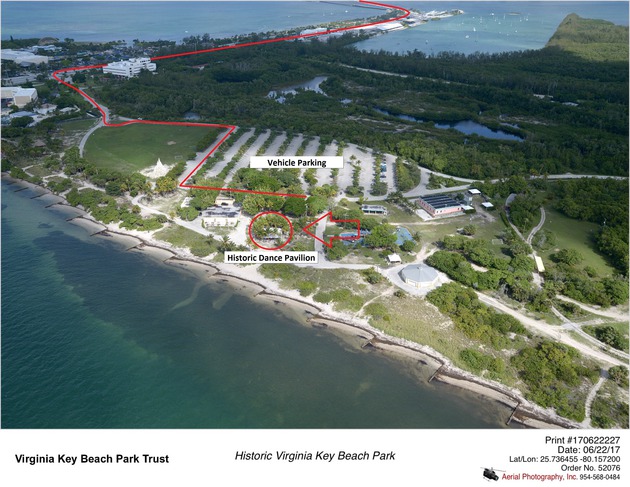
[1,0,628,437]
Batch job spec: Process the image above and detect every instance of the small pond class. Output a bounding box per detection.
[374,107,524,141]
[268,76,328,103]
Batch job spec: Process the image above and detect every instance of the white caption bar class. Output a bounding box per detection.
[250,156,343,169]
[225,251,319,264]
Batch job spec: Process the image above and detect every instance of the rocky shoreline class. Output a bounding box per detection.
[2,173,583,429]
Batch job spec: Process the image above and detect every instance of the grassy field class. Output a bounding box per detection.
[259,265,389,312]
[368,295,521,386]
[59,118,99,148]
[59,118,98,135]
[364,200,420,224]
[154,224,216,257]
[539,207,614,277]
[84,124,219,173]
[26,165,54,178]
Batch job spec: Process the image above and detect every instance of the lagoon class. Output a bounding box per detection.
[354,1,629,56]
[434,120,524,141]
[374,107,524,141]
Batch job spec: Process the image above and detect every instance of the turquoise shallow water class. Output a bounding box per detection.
[2,180,513,428]
[355,1,629,55]
[1,1,376,42]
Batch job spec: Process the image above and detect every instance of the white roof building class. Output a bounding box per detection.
[103,58,156,78]
[387,253,402,264]
[376,22,405,32]
[0,49,49,64]
[400,264,439,288]
[1,87,38,108]
[361,204,388,215]
[200,206,241,227]
[300,28,328,36]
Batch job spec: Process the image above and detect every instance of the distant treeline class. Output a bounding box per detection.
[90,22,627,179]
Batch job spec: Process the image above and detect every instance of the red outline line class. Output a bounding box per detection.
[52,1,409,199]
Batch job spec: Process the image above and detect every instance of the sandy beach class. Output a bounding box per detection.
[2,173,584,429]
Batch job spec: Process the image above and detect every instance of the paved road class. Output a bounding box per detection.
[78,103,134,157]
[526,207,546,245]
[78,110,107,156]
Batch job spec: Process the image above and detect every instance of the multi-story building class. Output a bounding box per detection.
[0,49,49,65]
[102,58,156,78]
[1,86,38,108]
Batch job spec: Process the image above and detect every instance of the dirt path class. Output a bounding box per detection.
[582,375,606,428]
[476,293,626,367]
[556,295,629,322]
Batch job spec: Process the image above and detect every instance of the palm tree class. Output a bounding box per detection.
[218,235,235,252]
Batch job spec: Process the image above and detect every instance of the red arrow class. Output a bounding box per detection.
[302,211,361,248]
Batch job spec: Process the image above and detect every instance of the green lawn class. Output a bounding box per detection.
[540,207,614,277]
[59,118,98,136]
[84,124,219,173]
[366,200,420,224]
[26,165,53,178]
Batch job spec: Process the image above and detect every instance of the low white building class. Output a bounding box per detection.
[35,103,57,115]
[0,49,48,65]
[102,57,156,78]
[376,22,405,32]
[400,264,439,289]
[200,206,240,227]
[215,194,235,207]
[1,87,38,108]
[361,204,388,216]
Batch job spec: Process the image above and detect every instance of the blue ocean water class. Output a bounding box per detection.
[2,1,627,55]
[1,1,377,42]
[355,1,629,55]
[1,180,511,428]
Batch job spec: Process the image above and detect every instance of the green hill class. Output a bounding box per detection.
[546,13,629,62]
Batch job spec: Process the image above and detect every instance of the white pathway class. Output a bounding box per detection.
[527,207,546,245]
[283,134,304,156]
[263,132,287,156]
[177,128,234,183]
[382,153,397,194]
[555,295,630,322]
[223,130,271,183]
[582,375,607,428]
[476,292,626,367]
[204,128,254,179]
[320,140,338,187]
[354,147,375,199]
